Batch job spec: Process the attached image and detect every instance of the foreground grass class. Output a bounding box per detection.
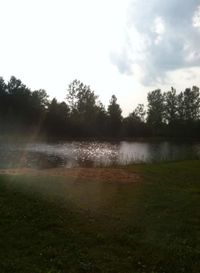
[1,161,200,273]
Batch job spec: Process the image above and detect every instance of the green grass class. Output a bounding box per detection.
[1,161,200,272]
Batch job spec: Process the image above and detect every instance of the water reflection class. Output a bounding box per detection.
[0,140,199,169]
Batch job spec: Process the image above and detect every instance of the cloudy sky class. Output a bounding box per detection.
[0,0,200,115]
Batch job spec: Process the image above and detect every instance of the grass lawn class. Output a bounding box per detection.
[0,161,200,273]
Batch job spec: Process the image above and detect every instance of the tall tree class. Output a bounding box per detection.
[45,98,70,135]
[107,95,122,136]
[0,77,7,116]
[66,80,101,136]
[147,89,165,129]
[95,102,108,136]
[66,80,97,114]
[6,76,32,125]
[123,104,148,137]
[177,91,185,121]
[133,104,146,122]
[183,86,200,122]
[164,87,178,124]
[30,89,49,123]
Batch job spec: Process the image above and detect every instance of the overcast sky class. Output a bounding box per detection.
[0,0,200,115]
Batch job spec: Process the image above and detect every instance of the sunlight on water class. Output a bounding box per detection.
[0,140,200,169]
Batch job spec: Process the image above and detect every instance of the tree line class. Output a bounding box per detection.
[0,76,200,138]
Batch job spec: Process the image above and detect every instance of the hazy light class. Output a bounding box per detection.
[193,6,200,28]
[0,0,199,116]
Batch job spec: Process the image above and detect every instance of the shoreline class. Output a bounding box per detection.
[0,133,200,143]
[0,166,140,183]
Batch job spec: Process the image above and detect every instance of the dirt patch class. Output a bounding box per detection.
[0,167,140,183]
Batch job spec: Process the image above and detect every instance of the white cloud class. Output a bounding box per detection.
[193,6,200,28]
[111,0,200,86]
[152,17,165,35]
[152,16,165,44]
[0,0,200,115]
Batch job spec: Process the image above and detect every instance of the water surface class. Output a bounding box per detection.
[0,140,200,169]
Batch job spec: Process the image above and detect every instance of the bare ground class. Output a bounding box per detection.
[0,167,140,183]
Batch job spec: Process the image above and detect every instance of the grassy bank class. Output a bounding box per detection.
[0,161,200,272]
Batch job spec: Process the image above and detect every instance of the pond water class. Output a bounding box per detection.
[0,140,200,169]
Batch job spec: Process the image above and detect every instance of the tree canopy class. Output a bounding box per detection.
[0,76,200,138]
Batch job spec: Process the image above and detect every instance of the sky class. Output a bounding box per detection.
[0,0,200,116]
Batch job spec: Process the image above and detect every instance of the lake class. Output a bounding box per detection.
[0,140,200,169]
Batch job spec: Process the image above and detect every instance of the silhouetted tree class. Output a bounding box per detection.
[164,87,178,125]
[66,80,103,136]
[29,89,48,124]
[67,80,97,113]
[6,76,32,126]
[95,102,108,136]
[0,77,7,116]
[107,95,122,137]
[0,75,200,138]
[183,86,200,122]
[133,104,146,122]
[123,104,149,137]
[45,98,70,136]
[177,91,185,122]
[147,89,165,134]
